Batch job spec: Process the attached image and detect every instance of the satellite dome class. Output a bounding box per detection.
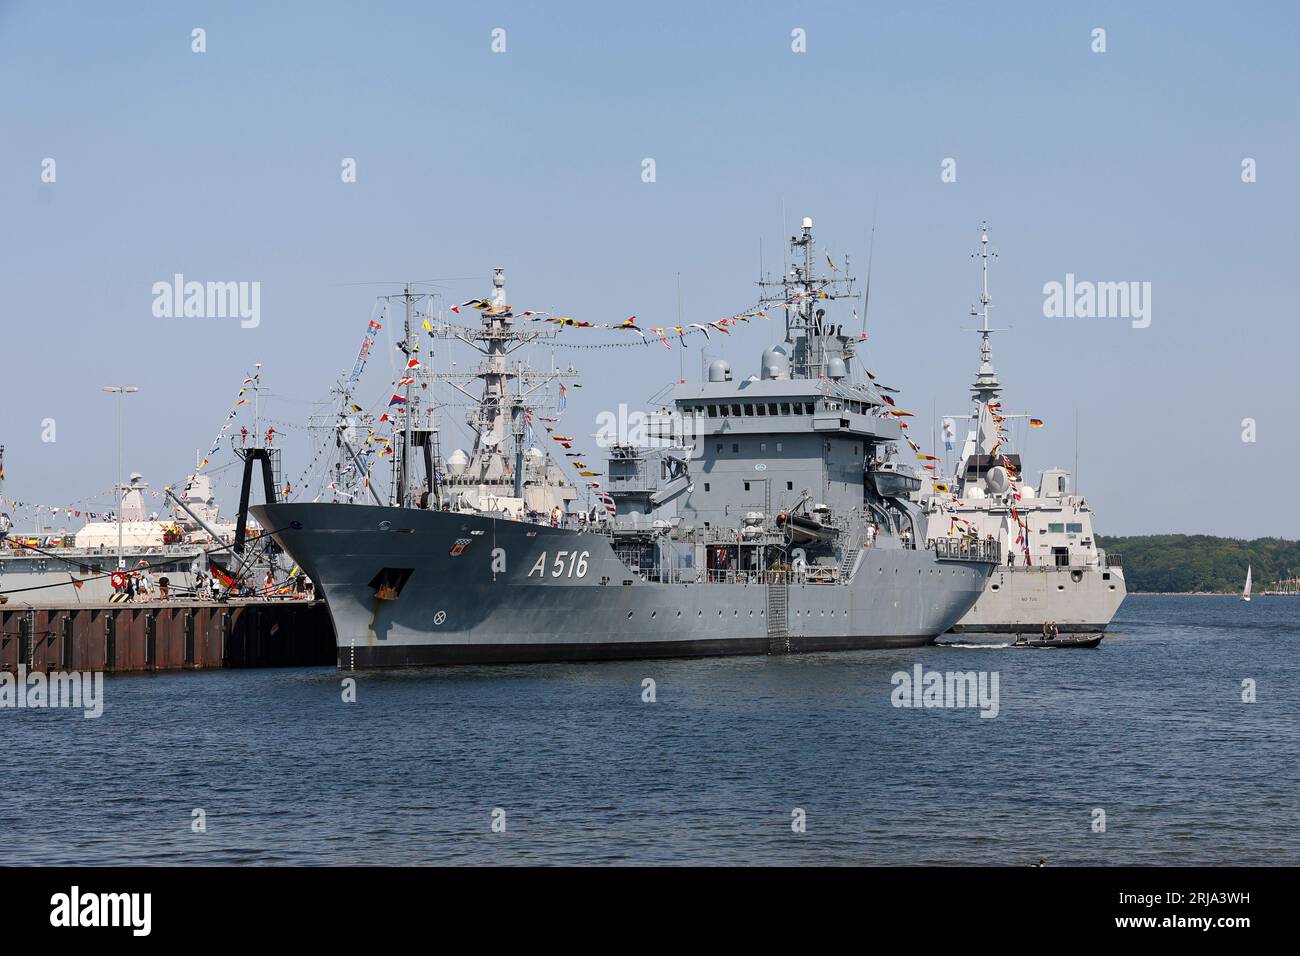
[761,347,791,380]
[826,356,847,379]
[447,449,469,477]
[707,359,732,383]
[985,465,1009,495]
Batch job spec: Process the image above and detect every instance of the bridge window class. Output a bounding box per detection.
[744,482,750,491]
[786,482,793,490]
[768,403,778,415]
[716,443,723,454]
[756,404,766,416]
[704,483,710,492]
[781,403,791,415]
[1047,523,1065,533]
[1066,522,1083,533]
[731,404,742,416]
[707,404,717,417]
[744,404,754,416]
[732,443,739,453]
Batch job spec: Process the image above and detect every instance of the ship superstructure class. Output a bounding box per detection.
[923,224,1126,635]
[252,218,1000,667]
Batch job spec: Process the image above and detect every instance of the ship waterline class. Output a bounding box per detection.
[254,502,993,667]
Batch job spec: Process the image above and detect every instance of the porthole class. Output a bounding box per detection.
[650,611,657,619]
[991,584,1000,591]
[627,611,634,619]
[1057,585,1065,591]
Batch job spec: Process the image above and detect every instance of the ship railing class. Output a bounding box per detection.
[1019,548,1107,569]
[931,537,1001,564]
[1103,552,1122,568]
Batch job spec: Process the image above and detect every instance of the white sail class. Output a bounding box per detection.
[1243,565,1252,602]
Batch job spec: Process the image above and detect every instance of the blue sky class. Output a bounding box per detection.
[2,1,1296,536]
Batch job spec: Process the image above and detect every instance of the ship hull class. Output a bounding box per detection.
[947,564,1126,635]
[253,502,995,668]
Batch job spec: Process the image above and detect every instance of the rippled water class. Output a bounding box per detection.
[3,595,1296,865]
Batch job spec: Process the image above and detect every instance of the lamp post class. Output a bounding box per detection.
[102,385,140,570]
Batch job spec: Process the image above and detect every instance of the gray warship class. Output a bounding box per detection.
[922,224,1126,636]
[253,218,999,667]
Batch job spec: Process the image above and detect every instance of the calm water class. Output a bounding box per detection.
[3,595,1297,865]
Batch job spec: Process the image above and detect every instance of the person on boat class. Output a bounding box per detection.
[158,575,170,601]
[263,570,276,598]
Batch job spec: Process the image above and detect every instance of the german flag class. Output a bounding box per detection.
[210,562,236,589]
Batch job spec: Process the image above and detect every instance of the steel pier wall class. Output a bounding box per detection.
[0,601,335,673]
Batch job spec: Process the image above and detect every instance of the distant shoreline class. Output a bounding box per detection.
[1131,591,1295,596]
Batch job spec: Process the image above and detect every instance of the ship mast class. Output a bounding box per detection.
[755,217,857,380]
[969,222,1004,459]
[425,268,578,503]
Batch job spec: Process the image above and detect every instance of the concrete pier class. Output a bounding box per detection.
[0,600,335,673]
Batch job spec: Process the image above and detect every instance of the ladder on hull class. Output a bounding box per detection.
[766,577,790,654]
[836,515,865,582]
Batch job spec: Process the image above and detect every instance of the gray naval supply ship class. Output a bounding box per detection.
[923,224,1126,638]
[253,218,1000,667]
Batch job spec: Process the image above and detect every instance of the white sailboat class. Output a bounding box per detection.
[1243,565,1252,602]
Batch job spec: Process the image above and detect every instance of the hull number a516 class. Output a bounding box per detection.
[528,551,590,579]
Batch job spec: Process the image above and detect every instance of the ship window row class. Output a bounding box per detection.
[689,399,873,419]
[703,480,797,493]
[715,441,783,455]
[1044,522,1085,533]
[693,402,815,418]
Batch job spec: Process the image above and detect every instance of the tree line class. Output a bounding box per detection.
[1095,535,1300,593]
